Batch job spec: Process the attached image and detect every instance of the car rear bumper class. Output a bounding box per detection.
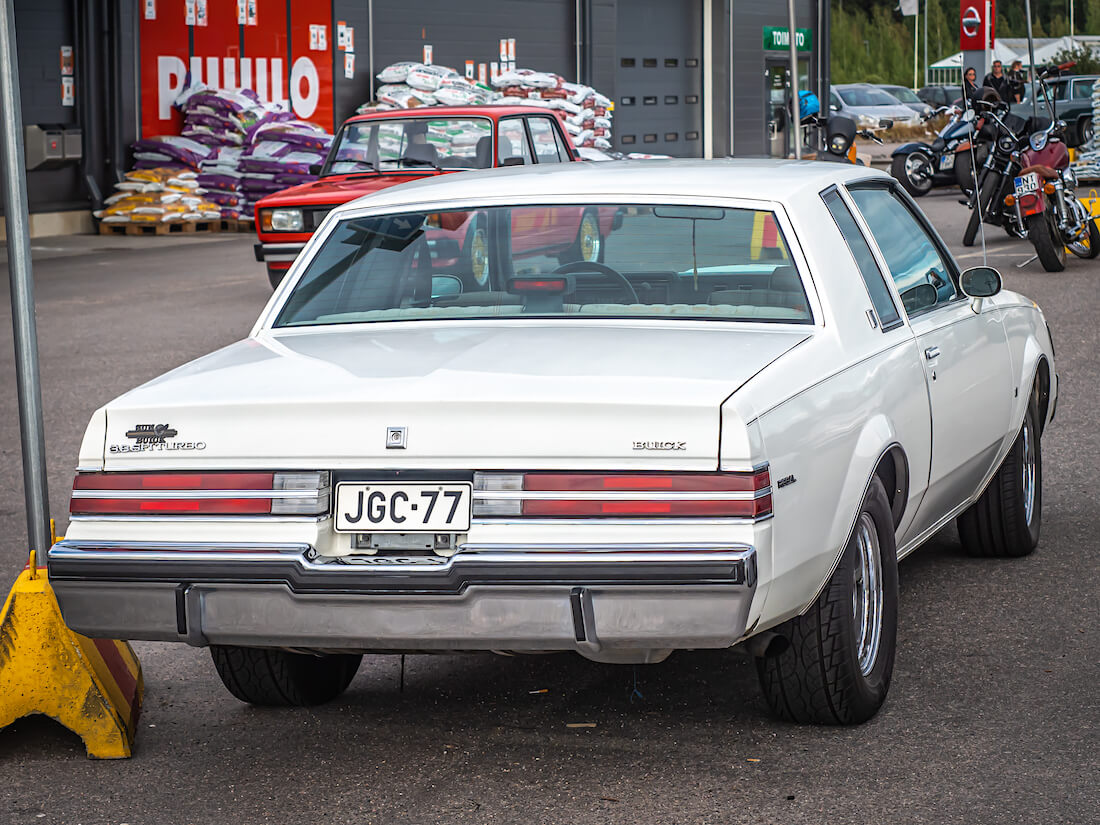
[48,541,757,664]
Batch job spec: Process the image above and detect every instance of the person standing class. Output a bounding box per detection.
[1007,60,1026,103]
[963,67,980,101]
[983,60,1009,101]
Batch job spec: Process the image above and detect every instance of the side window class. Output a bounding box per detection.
[821,188,902,330]
[1072,81,1090,100]
[498,118,532,165]
[528,117,565,163]
[848,186,957,315]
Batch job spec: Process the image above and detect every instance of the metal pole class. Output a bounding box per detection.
[0,0,52,566]
[1025,0,1038,120]
[923,0,928,87]
[787,0,800,159]
[984,0,991,79]
[913,12,918,90]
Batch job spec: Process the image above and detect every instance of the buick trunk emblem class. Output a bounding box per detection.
[386,426,407,449]
[125,423,178,444]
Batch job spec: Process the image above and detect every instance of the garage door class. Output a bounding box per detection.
[371,0,573,84]
[614,0,703,157]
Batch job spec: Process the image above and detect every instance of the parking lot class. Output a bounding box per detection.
[1,188,1097,824]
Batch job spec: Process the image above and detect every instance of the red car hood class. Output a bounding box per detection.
[257,171,448,210]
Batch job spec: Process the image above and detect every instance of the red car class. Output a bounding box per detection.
[254,105,601,288]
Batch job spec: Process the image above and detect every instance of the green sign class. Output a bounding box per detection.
[763,26,813,52]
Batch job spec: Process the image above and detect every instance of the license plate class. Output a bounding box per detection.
[334,482,472,533]
[940,154,955,170]
[1014,172,1040,195]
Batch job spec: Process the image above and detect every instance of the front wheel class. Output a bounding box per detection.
[963,173,999,247]
[1026,210,1066,271]
[1067,214,1100,259]
[755,477,898,725]
[890,153,933,197]
[958,399,1042,557]
[211,646,362,706]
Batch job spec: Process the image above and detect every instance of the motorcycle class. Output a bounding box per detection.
[890,106,989,197]
[802,113,886,164]
[1008,117,1100,270]
[961,100,1035,246]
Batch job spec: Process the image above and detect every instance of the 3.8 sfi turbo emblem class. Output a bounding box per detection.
[386,426,407,449]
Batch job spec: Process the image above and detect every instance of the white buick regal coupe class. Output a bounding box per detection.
[51,160,1057,724]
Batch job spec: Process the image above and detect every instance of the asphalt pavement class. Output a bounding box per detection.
[0,190,1097,825]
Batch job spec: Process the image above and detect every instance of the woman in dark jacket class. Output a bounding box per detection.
[962,67,980,101]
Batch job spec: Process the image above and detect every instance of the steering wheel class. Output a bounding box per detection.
[551,261,639,304]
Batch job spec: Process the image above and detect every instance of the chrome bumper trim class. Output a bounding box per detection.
[255,242,306,263]
[48,539,758,659]
[48,540,755,595]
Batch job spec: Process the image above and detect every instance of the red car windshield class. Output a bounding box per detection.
[325,117,495,174]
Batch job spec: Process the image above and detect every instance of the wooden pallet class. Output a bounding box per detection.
[98,220,222,237]
[217,218,254,233]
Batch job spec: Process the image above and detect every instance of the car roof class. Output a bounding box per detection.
[343,105,557,125]
[329,159,892,215]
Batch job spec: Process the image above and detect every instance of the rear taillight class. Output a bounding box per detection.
[70,471,330,517]
[472,470,771,519]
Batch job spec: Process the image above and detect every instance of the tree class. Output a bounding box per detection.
[1051,42,1100,75]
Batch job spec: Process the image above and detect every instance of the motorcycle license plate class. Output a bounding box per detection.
[939,154,955,170]
[1014,172,1041,196]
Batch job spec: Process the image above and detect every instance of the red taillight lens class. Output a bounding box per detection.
[473,470,772,519]
[69,471,329,517]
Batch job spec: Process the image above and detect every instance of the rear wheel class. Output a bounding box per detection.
[755,477,898,725]
[558,209,603,265]
[211,646,361,706]
[891,153,934,197]
[963,173,999,247]
[958,398,1042,557]
[1026,210,1066,271]
[1076,116,1093,149]
[461,213,491,287]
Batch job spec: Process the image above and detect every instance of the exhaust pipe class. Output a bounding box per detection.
[747,631,790,659]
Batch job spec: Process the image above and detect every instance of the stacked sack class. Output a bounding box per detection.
[491,68,613,151]
[94,167,221,225]
[361,61,613,151]
[236,120,333,218]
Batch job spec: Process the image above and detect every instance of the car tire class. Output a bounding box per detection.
[461,213,491,287]
[210,645,362,706]
[1026,210,1066,272]
[755,477,898,725]
[1067,214,1100,259]
[958,398,1042,558]
[963,173,998,247]
[1076,116,1093,149]
[558,209,604,265]
[891,153,933,197]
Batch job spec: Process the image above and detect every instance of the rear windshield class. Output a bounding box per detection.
[274,204,812,327]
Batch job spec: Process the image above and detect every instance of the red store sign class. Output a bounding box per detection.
[959,0,995,51]
[140,0,334,137]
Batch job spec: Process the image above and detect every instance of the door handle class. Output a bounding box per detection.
[924,346,941,360]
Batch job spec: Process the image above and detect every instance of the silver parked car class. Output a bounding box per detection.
[877,84,933,118]
[830,84,920,128]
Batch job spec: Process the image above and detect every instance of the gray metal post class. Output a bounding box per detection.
[0,0,52,563]
[1025,0,1037,120]
[787,0,800,159]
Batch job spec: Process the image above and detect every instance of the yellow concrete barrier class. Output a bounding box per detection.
[0,546,143,759]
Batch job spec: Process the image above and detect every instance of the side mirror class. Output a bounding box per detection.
[829,103,840,112]
[900,283,938,314]
[960,266,1002,298]
[308,163,323,176]
[430,274,463,301]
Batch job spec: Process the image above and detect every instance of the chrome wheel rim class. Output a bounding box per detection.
[470,227,489,286]
[852,513,884,677]
[580,215,601,262]
[905,154,931,187]
[1022,418,1036,526]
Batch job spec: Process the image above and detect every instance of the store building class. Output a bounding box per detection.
[2,0,828,233]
